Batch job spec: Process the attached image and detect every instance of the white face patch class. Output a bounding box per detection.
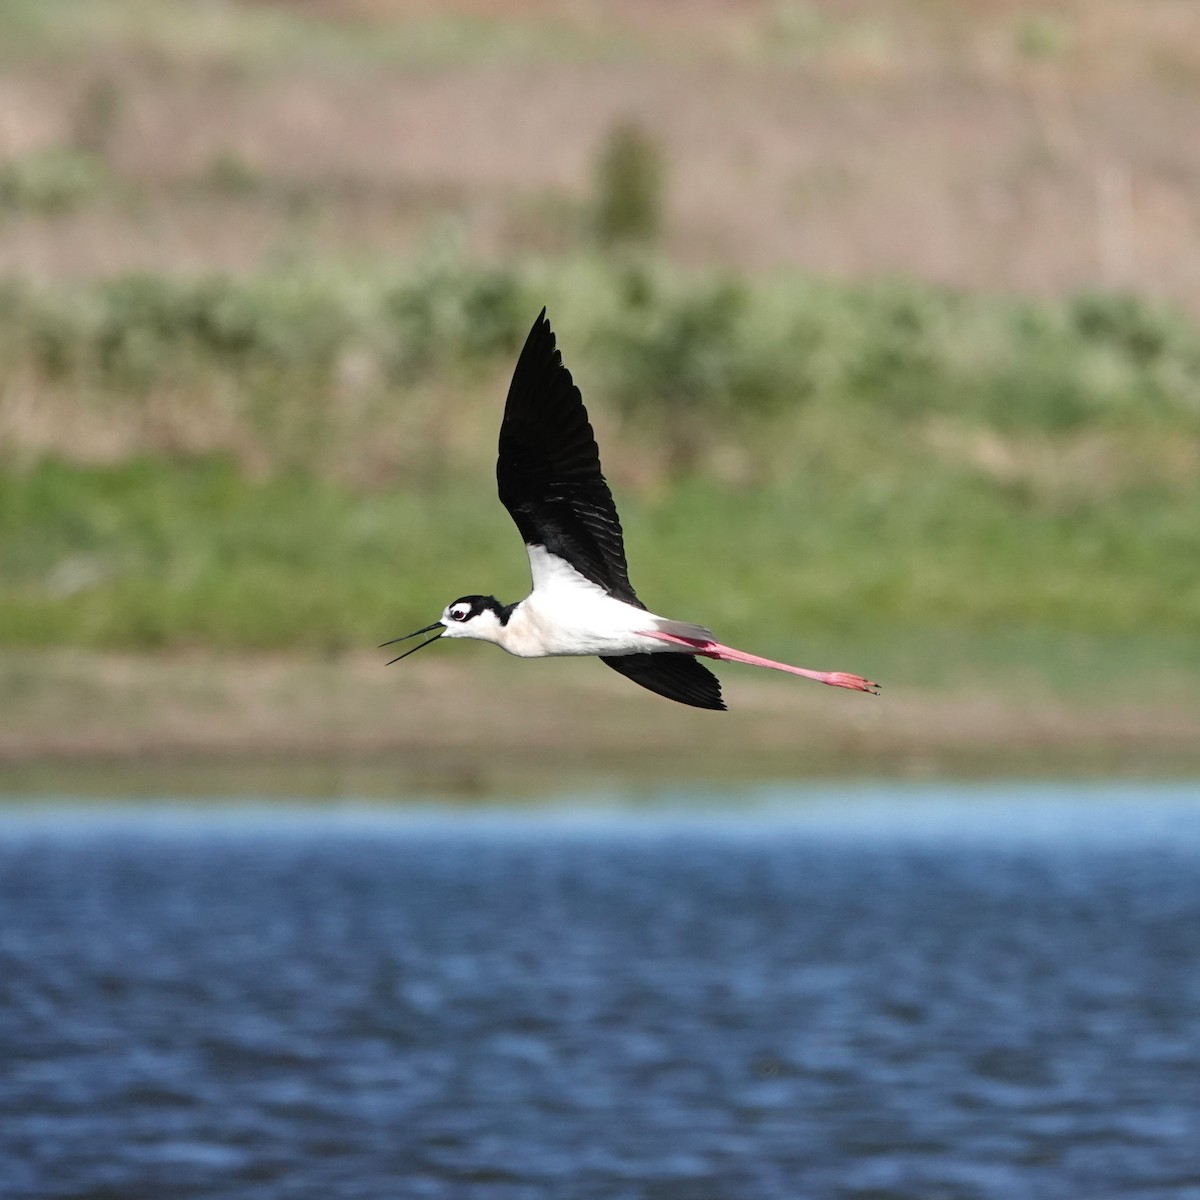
[440,599,505,646]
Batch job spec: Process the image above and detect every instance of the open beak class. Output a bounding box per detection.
[380,621,444,665]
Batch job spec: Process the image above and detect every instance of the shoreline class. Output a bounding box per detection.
[1,652,1197,798]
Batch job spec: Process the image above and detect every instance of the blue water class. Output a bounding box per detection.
[2,785,1200,1200]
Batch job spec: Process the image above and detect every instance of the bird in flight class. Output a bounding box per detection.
[383,309,878,710]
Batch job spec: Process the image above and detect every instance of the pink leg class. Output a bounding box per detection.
[641,631,879,694]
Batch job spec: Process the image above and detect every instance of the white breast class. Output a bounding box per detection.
[499,547,662,658]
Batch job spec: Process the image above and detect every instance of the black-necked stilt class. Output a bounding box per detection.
[383,309,879,710]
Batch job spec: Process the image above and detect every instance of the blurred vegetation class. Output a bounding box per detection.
[1,255,1197,664]
[592,121,665,250]
[0,0,1195,769]
[0,147,111,216]
[0,0,636,71]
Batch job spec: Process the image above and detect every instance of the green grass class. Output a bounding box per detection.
[1,454,1197,698]
[1,256,1198,696]
[0,0,640,72]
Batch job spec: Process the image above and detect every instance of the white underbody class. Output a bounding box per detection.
[447,546,713,659]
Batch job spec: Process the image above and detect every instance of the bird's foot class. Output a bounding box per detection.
[821,672,880,695]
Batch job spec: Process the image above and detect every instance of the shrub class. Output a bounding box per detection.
[592,120,665,249]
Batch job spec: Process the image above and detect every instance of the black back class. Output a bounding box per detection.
[497,310,641,607]
[601,653,725,711]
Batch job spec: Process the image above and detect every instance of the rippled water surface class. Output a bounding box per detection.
[2,786,1200,1199]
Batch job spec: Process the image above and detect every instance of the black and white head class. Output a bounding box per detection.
[380,594,512,664]
[438,595,511,642]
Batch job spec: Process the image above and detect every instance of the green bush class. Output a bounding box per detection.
[2,256,1198,485]
[0,146,109,215]
[1,257,1198,654]
[592,120,665,249]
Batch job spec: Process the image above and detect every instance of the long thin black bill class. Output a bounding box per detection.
[380,622,442,649]
[385,631,444,666]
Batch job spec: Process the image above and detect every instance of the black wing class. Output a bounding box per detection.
[601,654,726,711]
[497,309,640,605]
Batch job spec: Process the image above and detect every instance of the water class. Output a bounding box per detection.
[2,785,1199,1200]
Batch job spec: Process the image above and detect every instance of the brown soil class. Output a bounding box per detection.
[1,651,1196,798]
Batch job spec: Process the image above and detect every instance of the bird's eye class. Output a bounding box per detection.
[451,609,468,621]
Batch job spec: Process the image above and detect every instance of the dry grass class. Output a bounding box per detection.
[2,0,1200,309]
